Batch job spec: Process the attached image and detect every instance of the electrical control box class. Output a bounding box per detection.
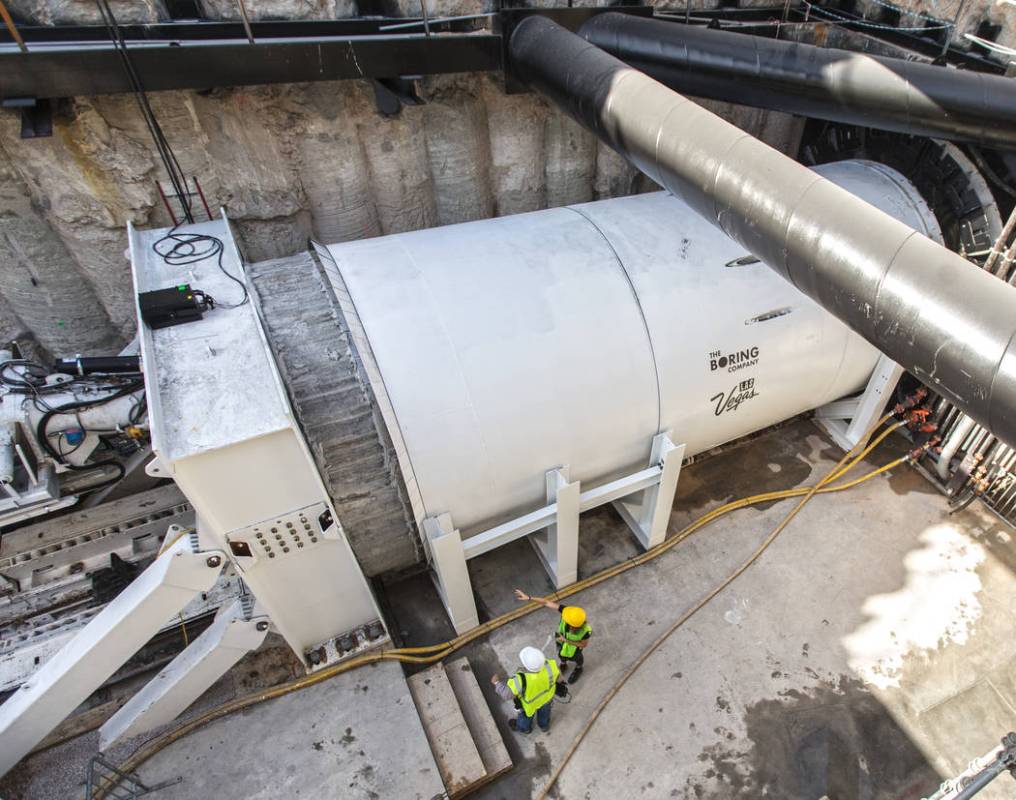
[138,284,204,329]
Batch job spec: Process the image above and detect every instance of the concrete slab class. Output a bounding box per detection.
[444,657,512,783]
[408,662,486,796]
[917,679,1016,779]
[137,660,444,800]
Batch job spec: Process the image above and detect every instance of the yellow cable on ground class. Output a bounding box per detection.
[98,416,903,797]
[534,415,900,799]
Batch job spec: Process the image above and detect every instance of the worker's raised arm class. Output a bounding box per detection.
[513,588,559,611]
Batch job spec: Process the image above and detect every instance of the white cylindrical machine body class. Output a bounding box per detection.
[323,160,940,535]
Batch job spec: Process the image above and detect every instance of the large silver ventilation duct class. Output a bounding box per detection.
[509,16,1016,448]
[580,13,1016,150]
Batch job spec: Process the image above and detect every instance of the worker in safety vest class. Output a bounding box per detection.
[491,646,561,734]
[514,588,591,684]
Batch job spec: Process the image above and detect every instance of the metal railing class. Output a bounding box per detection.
[85,754,181,799]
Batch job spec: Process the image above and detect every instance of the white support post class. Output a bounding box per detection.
[814,353,904,451]
[424,513,479,635]
[530,467,580,589]
[0,534,225,778]
[99,599,269,749]
[613,433,685,550]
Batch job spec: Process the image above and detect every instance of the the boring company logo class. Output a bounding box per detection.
[709,346,759,373]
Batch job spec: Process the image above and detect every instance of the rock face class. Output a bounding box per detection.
[1,0,1000,358]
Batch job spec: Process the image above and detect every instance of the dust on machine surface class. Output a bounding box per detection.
[1,2,1016,799]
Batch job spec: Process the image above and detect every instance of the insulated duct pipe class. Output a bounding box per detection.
[579,13,1016,149]
[509,16,1016,447]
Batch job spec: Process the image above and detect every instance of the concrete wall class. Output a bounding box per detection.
[1,0,1005,358]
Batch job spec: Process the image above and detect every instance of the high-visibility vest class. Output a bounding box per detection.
[557,618,591,659]
[508,659,560,717]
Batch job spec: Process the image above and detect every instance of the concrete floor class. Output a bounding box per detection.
[11,416,1015,799]
[138,660,445,800]
[458,419,1016,800]
[451,419,1016,800]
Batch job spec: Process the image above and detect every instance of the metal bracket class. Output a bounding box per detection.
[371,77,425,117]
[814,353,903,451]
[612,433,685,550]
[1,97,52,139]
[530,467,580,589]
[423,513,479,635]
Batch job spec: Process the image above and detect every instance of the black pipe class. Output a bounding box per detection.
[53,356,141,376]
[509,15,1016,447]
[579,13,1016,150]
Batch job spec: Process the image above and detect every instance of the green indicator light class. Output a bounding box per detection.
[177,285,187,291]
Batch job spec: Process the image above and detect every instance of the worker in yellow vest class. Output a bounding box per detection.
[514,588,591,684]
[491,646,561,733]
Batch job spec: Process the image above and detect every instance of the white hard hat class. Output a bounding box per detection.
[520,646,545,673]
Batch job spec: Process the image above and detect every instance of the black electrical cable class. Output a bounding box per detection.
[152,227,249,309]
[0,359,49,392]
[35,380,145,494]
[967,146,1016,199]
[89,1,249,312]
[129,394,148,426]
[93,0,194,225]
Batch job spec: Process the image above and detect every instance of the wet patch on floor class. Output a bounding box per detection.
[693,675,939,799]
[673,430,818,518]
[887,464,941,497]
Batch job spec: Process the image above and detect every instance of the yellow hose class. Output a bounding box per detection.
[98,416,902,797]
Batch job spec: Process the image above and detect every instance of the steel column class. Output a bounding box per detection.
[530,467,580,589]
[424,513,480,635]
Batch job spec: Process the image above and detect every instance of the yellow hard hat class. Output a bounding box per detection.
[562,606,586,628]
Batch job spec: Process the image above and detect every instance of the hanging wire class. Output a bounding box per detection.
[93,0,195,225]
[0,0,27,53]
[235,0,255,44]
[804,2,954,31]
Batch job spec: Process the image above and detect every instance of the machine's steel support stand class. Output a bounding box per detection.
[530,467,580,589]
[613,433,685,550]
[814,354,904,451]
[0,534,226,777]
[425,433,686,633]
[100,599,270,749]
[425,513,480,635]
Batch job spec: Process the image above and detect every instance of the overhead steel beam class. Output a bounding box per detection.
[0,33,501,99]
[0,17,447,43]
[1,6,1003,100]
